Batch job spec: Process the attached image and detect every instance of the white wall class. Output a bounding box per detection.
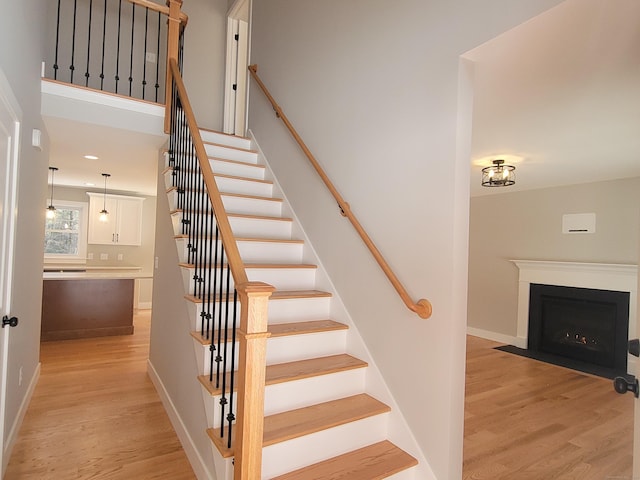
[248,1,564,478]
[148,157,216,478]
[468,177,640,338]
[0,0,49,467]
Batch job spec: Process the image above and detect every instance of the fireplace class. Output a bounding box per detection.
[528,284,630,374]
[511,260,638,375]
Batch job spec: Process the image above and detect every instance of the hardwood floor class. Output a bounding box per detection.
[5,310,196,480]
[464,335,634,480]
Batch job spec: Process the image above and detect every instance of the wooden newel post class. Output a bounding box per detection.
[165,0,183,133]
[233,281,275,480]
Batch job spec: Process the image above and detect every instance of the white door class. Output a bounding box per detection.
[223,0,250,136]
[0,70,20,476]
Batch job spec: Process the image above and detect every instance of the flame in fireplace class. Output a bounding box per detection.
[555,330,605,353]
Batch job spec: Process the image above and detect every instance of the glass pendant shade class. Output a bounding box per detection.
[47,166,58,218]
[99,173,111,222]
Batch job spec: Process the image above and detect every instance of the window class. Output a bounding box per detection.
[44,201,88,263]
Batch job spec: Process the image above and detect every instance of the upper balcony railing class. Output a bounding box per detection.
[45,0,187,104]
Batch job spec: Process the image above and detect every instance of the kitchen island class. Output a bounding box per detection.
[42,267,151,341]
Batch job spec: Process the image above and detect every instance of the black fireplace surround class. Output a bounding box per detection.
[528,283,630,376]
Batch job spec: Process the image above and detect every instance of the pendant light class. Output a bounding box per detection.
[46,167,58,219]
[99,173,111,222]
[481,159,516,187]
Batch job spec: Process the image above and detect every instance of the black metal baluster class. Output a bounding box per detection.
[84,0,93,87]
[99,0,107,90]
[141,7,149,100]
[209,226,220,383]
[53,0,62,80]
[221,265,232,443]
[115,0,122,93]
[155,11,161,102]
[227,288,238,448]
[215,240,225,388]
[204,210,215,339]
[219,260,231,441]
[70,0,78,83]
[197,164,207,300]
[128,3,135,97]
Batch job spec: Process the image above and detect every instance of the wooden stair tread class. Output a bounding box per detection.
[183,289,332,304]
[227,212,292,222]
[221,191,283,203]
[179,262,317,269]
[234,237,303,244]
[197,353,366,395]
[175,233,301,244]
[209,156,265,168]
[208,394,390,457]
[190,319,348,346]
[271,440,418,480]
[202,140,257,154]
[171,210,292,223]
[199,127,251,141]
[214,172,271,185]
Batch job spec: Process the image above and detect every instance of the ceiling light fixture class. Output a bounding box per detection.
[84,154,99,160]
[481,159,516,187]
[99,173,111,222]
[46,166,58,219]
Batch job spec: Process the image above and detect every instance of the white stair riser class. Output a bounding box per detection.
[227,216,292,240]
[173,213,293,242]
[181,266,317,293]
[200,130,252,150]
[222,195,282,217]
[175,236,301,264]
[187,296,332,332]
[263,368,366,417]
[235,241,303,264]
[204,143,258,164]
[206,368,367,429]
[165,164,267,195]
[211,159,266,181]
[262,414,390,479]
[194,330,348,376]
[215,176,273,197]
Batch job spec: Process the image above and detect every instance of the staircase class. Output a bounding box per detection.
[163,128,419,479]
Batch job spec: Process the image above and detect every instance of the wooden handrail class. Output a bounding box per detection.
[169,60,248,286]
[169,59,272,480]
[128,0,188,25]
[248,65,433,319]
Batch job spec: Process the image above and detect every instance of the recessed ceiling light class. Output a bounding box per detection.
[84,182,96,187]
[84,154,99,160]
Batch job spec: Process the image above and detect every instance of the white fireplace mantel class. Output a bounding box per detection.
[510,261,638,367]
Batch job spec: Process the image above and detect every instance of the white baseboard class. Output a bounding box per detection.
[147,360,214,480]
[3,363,40,472]
[466,326,527,349]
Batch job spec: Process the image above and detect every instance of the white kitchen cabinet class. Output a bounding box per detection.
[87,193,144,245]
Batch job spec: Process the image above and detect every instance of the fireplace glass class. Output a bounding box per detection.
[528,284,630,373]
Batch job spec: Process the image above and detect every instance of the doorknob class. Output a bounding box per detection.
[613,376,639,398]
[628,339,639,357]
[2,315,18,328]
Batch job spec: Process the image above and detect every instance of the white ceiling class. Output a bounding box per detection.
[44,0,640,199]
[43,116,165,196]
[467,0,640,197]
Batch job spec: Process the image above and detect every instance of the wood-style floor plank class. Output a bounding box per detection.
[463,335,633,480]
[5,310,195,480]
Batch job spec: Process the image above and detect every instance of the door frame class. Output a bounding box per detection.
[0,67,22,475]
[223,0,251,136]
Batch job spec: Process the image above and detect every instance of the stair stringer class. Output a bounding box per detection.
[249,130,436,480]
